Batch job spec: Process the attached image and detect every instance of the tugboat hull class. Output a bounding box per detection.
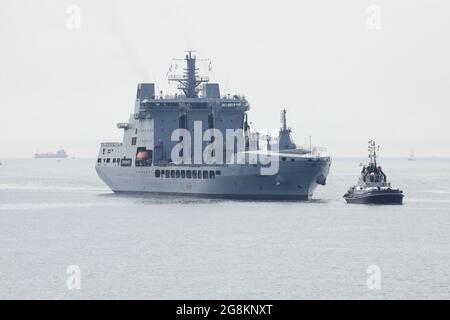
[344,190,403,205]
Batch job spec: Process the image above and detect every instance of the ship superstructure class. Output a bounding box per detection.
[96,52,331,199]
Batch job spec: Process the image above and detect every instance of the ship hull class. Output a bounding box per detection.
[113,190,309,200]
[96,157,331,201]
[344,190,404,204]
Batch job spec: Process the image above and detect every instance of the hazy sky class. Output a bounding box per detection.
[1,0,449,158]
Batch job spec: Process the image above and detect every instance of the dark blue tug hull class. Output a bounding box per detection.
[344,190,404,205]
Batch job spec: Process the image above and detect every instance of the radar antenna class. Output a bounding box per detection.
[167,51,209,98]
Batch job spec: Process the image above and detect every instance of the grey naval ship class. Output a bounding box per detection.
[96,51,331,200]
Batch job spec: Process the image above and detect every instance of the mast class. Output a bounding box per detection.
[368,140,379,166]
[278,109,296,150]
[168,51,209,98]
[281,109,287,131]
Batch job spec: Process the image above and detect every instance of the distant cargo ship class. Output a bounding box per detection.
[34,149,68,159]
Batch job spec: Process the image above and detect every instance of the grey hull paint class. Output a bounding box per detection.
[344,190,404,204]
[96,157,331,200]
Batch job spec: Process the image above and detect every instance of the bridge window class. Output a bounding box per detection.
[181,170,186,178]
[155,170,160,178]
[209,171,215,179]
[203,171,208,179]
[113,158,116,163]
[198,170,202,179]
[106,158,110,163]
[215,170,221,175]
[192,170,197,179]
[176,170,180,178]
[186,170,191,178]
[171,170,175,178]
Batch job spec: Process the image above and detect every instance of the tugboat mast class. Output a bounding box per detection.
[368,140,378,167]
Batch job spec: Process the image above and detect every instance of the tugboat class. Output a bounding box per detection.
[343,140,404,204]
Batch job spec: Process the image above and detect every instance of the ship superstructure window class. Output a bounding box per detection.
[97,158,101,163]
[131,137,137,145]
[187,102,208,109]
[215,170,221,175]
[120,158,132,167]
[113,158,116,163]
[152,168,218,179]
[106,158,110,163]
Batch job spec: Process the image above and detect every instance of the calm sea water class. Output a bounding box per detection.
[0,158,449,299]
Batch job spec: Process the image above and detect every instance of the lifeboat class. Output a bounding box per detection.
[136,150,150,161]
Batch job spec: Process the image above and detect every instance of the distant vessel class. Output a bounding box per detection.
[408,151,415,161]
[95,51,331,200]
[34,149,68,159]
[343,141,404,204]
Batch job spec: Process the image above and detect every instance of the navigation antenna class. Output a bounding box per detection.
[368,140,379,166]
[167,51,210,98]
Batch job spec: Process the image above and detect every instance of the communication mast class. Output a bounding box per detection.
[167,51,209,98]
